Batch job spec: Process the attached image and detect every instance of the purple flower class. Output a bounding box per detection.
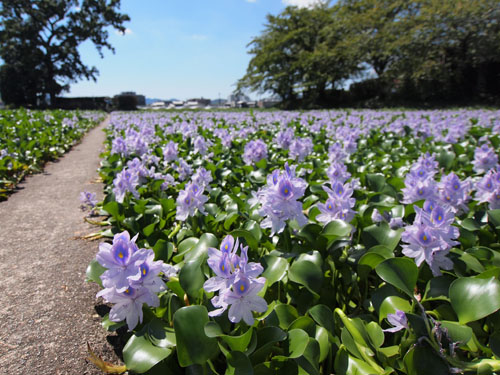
[95,231,177,330]
[474,168,500,209]
[437,172,471,213]
[96,231,142,292]
[163,141,178,162]
[225,275,267,325]
[289,137,313,162]
[328,142,347,163]
[111,137,128,156]
[473,144,498,174]
[176,181,208,221]
[326,162,351,184]
[401,159,438,204]
[317,181,356,224]
[401,203,458,276]
[204,235,267,325]
[252,164,308,235]
[97,286,159,331]
[194,136,213,156]
[276,128,294,149]
[112,168,140,203]
[174,158,193,181]
[192,167,213,189]
[384,310,409,333]
[80,191,98,213]
[243,139,268,165]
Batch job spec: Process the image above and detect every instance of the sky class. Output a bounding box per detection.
[67,0,326,101]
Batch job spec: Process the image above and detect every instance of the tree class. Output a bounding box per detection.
[237,5,353,108]
[0,0,129,106]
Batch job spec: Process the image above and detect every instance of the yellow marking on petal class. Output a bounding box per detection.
[240,284,245,292]
[118,252,123,259]
[221,264,225,271]
[142,268,146,275]
[423,235,428,241]
[438,216,442,221]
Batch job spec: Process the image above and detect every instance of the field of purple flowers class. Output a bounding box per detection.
[87,109,500,374]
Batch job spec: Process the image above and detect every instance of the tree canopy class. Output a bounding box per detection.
[237,0,500,108]
[0,0,129,107]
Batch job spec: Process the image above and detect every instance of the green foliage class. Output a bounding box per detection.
[0,0,129,106]
[238,0,500,107]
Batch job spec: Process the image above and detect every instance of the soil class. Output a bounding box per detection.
[0,116,125,375]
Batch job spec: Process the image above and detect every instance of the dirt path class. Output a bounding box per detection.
[0,116,123,375]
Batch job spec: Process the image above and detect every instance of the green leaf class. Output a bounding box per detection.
[85,259,106,287]
[153,239,173,262]
[334,347,381,375]
[403,344,449,375]
[361,223,402,251]
[230,229,258,251]
[439,321,472,348]
[320,220,353,240]
[261,255,288,286]
[274,304,299,330]
[375,258,418,298]
[173,306,219,367]
[123,331,172,373]
[488,209,500,229]
[449,277,500,324]
[225,351,253,375]
[100,313,126,331]
[308,304,335,334]
[379,296,412,322]
[204,321,254,353]
[366,173,386,192]
[287,329,309,358]
[288,259,323,295]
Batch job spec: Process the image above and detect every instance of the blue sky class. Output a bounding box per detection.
[68,0,324,100]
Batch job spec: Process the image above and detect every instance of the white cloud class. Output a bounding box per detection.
[282,0,326,8]
[115,28,133,36]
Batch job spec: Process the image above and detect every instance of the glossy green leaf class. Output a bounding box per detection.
[123,332,172,373]
[225,351,253,375]
[403,344,449,375]
[288,259,323,294]
[230,229,258,251]
[85,259,106,287]
[308,304,335,334]
[376,258,418,298]
[320,220,353,240]
[361,223,402,251]
[173,306,219,367]
[449,277,500,324]
[261,255,288,286]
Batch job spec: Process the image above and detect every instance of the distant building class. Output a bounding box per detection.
[258,98,280,108]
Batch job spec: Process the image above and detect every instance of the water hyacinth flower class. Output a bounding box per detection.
[474,168,500,209]
[473,144,499,174]
[174,158,193,181]
[96,230,178,330]
[401,203,458,276]
[112,168,140,203]
[437,172,471,213]
[192,167,213,189]
[176,181,208,221]
[163,141,178,162]
[80,190,98,213]
[243,139,268,165]
[203,235,267,325]
[401,154,439,204]
[288,137,313,162]
[251,163,308,235]
[317,181,356,224]
[193,135,213,156]
[326,162,351,184]
[384,310,409,333]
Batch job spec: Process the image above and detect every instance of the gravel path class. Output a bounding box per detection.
[0,116,123,375]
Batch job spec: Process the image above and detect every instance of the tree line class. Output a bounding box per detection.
[236,0,500,109]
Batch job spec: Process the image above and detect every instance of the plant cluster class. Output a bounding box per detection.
[0,109,103,200]
[87,109,500,374]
